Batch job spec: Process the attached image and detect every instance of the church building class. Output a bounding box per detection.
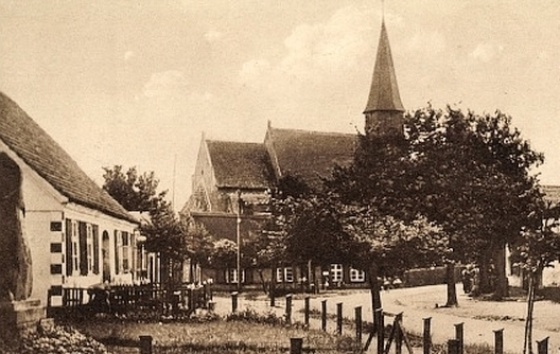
[182,19,405,288]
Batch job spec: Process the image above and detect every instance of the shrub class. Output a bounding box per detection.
[14,325,109,354]
[226,308,286,326]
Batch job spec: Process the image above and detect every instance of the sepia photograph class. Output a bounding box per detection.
[1,1,560,353]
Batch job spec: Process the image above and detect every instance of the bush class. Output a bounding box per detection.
[6,325,110,354]
[225,308,286,326]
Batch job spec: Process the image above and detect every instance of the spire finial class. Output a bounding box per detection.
[381,0,385,22]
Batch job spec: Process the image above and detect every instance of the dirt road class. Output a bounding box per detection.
[213,285,560,353]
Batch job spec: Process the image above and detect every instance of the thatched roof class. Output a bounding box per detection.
[0,92,136,223]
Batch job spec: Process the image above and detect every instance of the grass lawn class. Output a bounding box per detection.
[69,318,361,354]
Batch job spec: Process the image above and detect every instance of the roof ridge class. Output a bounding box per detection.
[0,91,136,223]
[270,126,356,137]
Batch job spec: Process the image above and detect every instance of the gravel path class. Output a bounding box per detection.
[212,285,560,353]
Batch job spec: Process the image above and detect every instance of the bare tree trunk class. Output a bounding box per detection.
[492,243,508,300]
[479,252,492,294]
[257,269,268,294]
[523,272,536,354]
[366,263,382,328]
[445,262,458,307]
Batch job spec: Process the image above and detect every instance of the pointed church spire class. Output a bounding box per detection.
[364,19,404,137]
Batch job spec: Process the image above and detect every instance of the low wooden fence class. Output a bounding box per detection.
[47,283,212,318]
[229,293,553,354]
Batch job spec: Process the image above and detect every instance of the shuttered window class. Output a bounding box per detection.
[114,230,120,274]
[79,222,88,276]
[92,225,99,275]
[72,222,79,273]
[122,232,129,272]
[65,219,73,276]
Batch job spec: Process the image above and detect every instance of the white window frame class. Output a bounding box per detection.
[226,268,245,284]
[86,224,93,273]
[115,230,122,274]
[350,267,365,282]
[72,221,79,273]
[276,267,294,283]
[122,232,130,273]
[330,264,343,283]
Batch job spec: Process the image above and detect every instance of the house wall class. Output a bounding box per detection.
[64,203,138,288]
[0,141,139,307]
[0,141,65,307]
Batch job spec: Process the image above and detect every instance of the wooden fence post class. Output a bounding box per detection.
[270,290,276,307]
[290,337,303,354]
[448,339,460,354]
[355,306,362,342]
[395,313,403,354]
[321,300,327,331]
[231,292,238,313]
[423,317,431,354]
[537,337,549,354]
[376,308,384,354]
[494,329,503,354]
[139,335,153,354]
[455,322,464,354]
[304,296,310,327]
[286,294,292,324]
[337,302,343,335]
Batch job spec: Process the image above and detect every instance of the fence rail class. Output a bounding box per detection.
[48,283,212,318]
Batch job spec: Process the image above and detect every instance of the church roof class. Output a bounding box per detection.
[364,21,404,113]
[206,140,275,190]
[267,127,357,190]
[0,92,137,223]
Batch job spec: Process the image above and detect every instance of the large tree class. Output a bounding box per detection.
[102,165,166,212]
[405,106,543,299]
[268,179,449,327]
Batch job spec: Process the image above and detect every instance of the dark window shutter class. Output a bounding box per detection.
[114,230,120,274]
[131,232,137,275]
[65,219,73,276]
[92,225,99,275]
[79,222,88,276]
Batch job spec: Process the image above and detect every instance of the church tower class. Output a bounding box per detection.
[364,20,404,138]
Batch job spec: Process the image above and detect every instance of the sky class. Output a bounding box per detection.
[1,1,559,211]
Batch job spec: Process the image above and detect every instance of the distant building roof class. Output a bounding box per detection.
[267,127,357,190]
[542,185,560,205]
[0,91,136,223]
[207,140,275,190]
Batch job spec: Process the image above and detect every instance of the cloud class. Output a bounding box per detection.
[239,59,271,87]
[124,50,135,61]
[204,30,223,43]
[143,70,189,98]
[470,43,504,62]
[280,5,372,74]
[405,31,446,55]
[238,5,374,89]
